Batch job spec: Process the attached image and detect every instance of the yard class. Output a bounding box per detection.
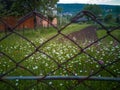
[0,23,120,90]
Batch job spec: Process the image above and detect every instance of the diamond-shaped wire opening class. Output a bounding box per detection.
[21,52,58,76]
[0,33,35,62]
[40,37,79,63]
[61,24,98,48]
[53,53,100,77]
[0,53,16,76]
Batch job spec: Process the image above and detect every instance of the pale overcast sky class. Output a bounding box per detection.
[58,0,120,5]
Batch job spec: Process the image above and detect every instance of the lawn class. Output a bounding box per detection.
[0,23,120,90]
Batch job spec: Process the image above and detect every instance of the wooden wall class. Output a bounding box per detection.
[0,16,57,31]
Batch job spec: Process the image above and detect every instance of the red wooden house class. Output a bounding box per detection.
[0,16,57,31]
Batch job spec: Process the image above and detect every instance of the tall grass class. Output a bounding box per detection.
[0,24,120,90]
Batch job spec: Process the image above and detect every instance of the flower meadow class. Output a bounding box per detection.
[0,27,120,90]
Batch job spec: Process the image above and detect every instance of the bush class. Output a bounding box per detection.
[104,14,114,23]
[116,16,120,24]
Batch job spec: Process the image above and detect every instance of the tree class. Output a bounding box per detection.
[0,0,14,16]
[114,6,120,17]
[83,4,103,18]
[116,16,120,24]
[114,6,120,24]
[0,0,58,29]
[104,14,114,23]
[0,0,58,17]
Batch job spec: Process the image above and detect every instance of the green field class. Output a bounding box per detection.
[0,24,120,90]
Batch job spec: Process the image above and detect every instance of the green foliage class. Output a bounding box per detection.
[102,14,120,28]
[83,4,103,17]
[0,0,13,16]
[0,0,58,17]
[104,14,114,23]
[116,16,120,24]
[114,6,120,16]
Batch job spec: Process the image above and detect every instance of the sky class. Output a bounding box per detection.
[58,0,120,5]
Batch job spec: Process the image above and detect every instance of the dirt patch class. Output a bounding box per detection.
[66,26,98,44]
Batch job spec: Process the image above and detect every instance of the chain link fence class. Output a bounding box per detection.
[0,10,120,90]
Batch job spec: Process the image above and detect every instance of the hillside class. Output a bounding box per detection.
[57,3,120,16]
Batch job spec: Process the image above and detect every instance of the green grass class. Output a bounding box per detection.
[0,23,89,41]
[61,23,91,34]
[97,29,120,44]
[97,29,120,39]
[0,24,120,90]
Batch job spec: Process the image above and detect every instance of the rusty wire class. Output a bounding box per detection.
[0,10,120,90]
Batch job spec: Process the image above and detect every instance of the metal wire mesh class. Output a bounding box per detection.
[0,10,120,90]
